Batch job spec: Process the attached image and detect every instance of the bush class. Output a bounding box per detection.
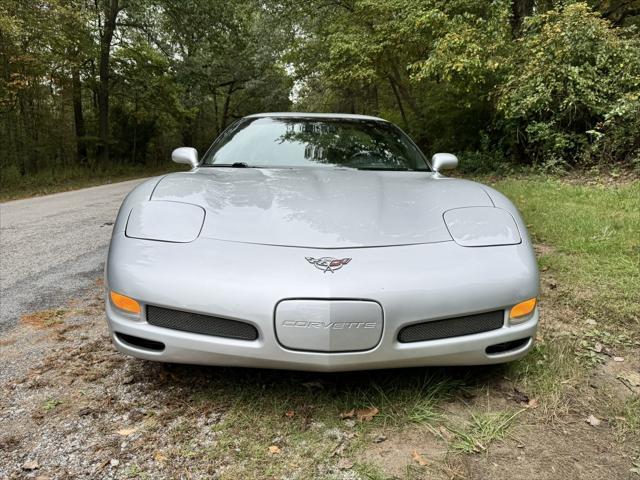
[496,3,640,166]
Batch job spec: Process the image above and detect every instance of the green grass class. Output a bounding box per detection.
[42,398,62,411]
[0,162,186,202]
[488,177,640,326]
[449,410,525,453]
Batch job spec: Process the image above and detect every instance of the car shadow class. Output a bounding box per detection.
[127,359,514,413]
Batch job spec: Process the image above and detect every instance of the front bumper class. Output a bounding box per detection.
[105,237,539,372]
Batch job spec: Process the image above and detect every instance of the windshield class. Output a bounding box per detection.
[201,117,430,171]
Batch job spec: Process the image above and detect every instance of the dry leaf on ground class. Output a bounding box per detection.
[355,406,379,422]
[22,460,39,471]
[154,452,167,463]
[586,415,601,427]
[268,445,281,454]
[411,450,429,466]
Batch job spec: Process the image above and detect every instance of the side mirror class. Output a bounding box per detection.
[431,153,458,173]
[172,147,199,168]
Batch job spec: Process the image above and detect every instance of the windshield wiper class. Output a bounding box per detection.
[210,162,255,168]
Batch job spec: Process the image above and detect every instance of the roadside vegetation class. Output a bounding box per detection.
[1,175,638,479]
[2,0,639,199]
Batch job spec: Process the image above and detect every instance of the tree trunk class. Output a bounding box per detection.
[388,78,408,130]
[388,64,423,121]
[511,0,535,36]
[71,63,88,164]
[221,82,235,130]
[97,0,122,162]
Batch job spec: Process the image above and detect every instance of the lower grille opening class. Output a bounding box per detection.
[486,337,530,355]
[116,332,165,351]
[146,305,258,341]
[398,310,504,343]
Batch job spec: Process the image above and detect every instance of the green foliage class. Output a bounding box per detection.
[1,0,639,184]
[0,0,292,184]
[286,0,640,168]
[496,3,640,165]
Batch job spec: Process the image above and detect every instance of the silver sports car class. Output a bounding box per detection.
[105,113,539,371]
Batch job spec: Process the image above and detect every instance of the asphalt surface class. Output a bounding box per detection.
[0,179,147,331]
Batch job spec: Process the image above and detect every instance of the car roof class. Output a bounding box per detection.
[244,112,388,122]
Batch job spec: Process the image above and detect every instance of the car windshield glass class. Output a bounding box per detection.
[201,117,430,171]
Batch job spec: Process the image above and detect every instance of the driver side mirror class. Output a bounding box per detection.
[172,147,199,169]
[431,153,458,173]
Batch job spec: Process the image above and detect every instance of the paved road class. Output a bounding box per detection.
[0,179,147,331]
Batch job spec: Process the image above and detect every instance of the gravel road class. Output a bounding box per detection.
[0,179,147,332]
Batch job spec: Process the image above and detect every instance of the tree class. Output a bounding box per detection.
[496,3,640,164]
[95,0,126,162]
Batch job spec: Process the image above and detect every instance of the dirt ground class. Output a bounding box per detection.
[1,273,639,480]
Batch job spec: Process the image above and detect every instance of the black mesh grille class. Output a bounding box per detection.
[398,310,504,343]
[146,305,258,341]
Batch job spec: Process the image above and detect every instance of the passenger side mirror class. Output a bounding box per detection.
[172,147,199,168]
[431,153,458,173]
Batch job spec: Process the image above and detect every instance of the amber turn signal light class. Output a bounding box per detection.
[510,298,537,319]
[110,291,141,315]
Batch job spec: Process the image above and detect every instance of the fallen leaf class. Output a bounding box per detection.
[411,450,429,466]
[355,406,379,422]
[154,452,167,463]
[285,410,295,418]
[117,427,138,436]
[337,458,354,470]
[586,414,601,427]
[22,460,39,471]
[268,445,281,454]
[527,398,539,409]
[340,409,355,420]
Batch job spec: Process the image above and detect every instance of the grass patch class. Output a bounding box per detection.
[42,398,62,411]
[505,339,584,421]
[0,162,185,202]
[449,409,525,453]
[611,396,640,440]
[141,366,474,478]
[489,177,640,327]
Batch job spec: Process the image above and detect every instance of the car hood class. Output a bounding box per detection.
[150,168,493,248]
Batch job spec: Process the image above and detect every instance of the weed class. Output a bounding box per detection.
[43,398,62,411]
[449,409,525,453]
